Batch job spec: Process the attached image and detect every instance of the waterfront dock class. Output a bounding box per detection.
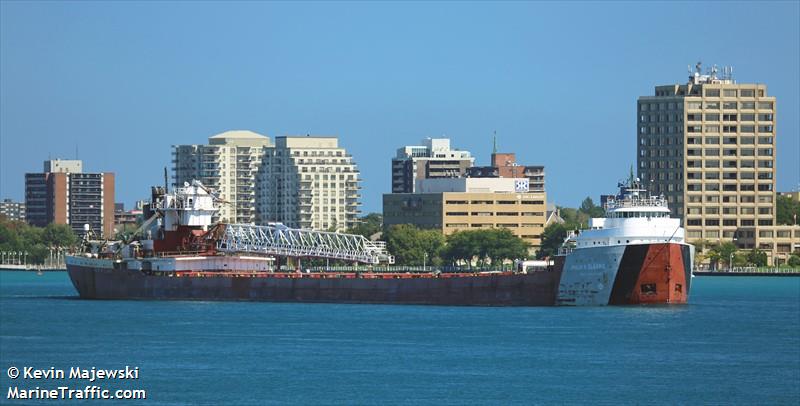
[694,267,800,277]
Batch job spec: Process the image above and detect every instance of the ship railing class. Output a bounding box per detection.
[558,246,574,256]
[605,197,668,210]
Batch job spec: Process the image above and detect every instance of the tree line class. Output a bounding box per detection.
[383,224,529,268]
[0,218,78,264]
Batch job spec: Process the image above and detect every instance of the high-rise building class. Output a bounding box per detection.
[391,138,474,193]
[24,160,115,237]
[637,63,799,264]
[256,136,361,231]
[383,177,547,251]
[0,199,26,222]
[44,159,82,174]
[173,130,271,224]
[467,152,545,192]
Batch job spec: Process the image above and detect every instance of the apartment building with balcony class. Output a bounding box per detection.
[391,138,474,193]
[24,159,114,237]
[256,136,361,231]
[0,199,26,222]
[637,63,799,264]
[173,130,271,224]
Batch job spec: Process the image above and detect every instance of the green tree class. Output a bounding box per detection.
[708,241,737,269]
[443,229,528,268]
[745,249,768,267]
[0,219,79,264]
[788,254,800,267]
[776,194,800,225]
[347,213,383,239]
[579,197,605,218]
[537,223,567,259]
[691,239,712,267]
[384,224,445,266]
[42,223,78,248]
[559,207,590,230]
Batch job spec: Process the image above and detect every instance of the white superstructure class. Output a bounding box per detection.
[172,130,271,224]
[569,181,684,250]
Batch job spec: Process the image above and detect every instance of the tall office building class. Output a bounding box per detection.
[24,160,115,237]
[173,130,271,224]
[256,136,361,231]
[391,138,474,193]
[637,63,798,264]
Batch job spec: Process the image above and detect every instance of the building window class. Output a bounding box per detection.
[705,89,720,97]
[723,89,737,97]
[757,102,773,109]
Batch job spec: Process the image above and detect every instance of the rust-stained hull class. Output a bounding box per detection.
[557,242,693,306]
[66,265,562,306]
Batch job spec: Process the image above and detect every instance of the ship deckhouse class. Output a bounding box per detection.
[571,179,684,248]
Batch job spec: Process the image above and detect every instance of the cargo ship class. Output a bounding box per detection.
[66,181,560,306]
[66,178,692,306]
[554,178,694,305]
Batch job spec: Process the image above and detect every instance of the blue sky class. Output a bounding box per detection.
[1,1,798,213]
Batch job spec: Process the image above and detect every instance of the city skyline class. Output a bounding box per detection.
[2,2,799,213]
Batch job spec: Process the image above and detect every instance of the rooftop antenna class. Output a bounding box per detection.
[492,131,497,154]
[164,167,169,193]
[75,145,79,160]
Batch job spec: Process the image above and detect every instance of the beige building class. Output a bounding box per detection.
[637,63,799,264]
[172,130,271,224]
[383,177,547,252]
[256,136,361,231]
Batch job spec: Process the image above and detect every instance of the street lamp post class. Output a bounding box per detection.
[423,252,428,272]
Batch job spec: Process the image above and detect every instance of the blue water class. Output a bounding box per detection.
[0,271,798,405]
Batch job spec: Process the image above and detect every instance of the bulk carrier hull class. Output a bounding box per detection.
[556,243,693,306]
[66,243,691,306]
[66,262,562,306]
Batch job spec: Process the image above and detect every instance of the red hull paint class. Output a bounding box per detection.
[67,265,562,306]
[628,244,689,305]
